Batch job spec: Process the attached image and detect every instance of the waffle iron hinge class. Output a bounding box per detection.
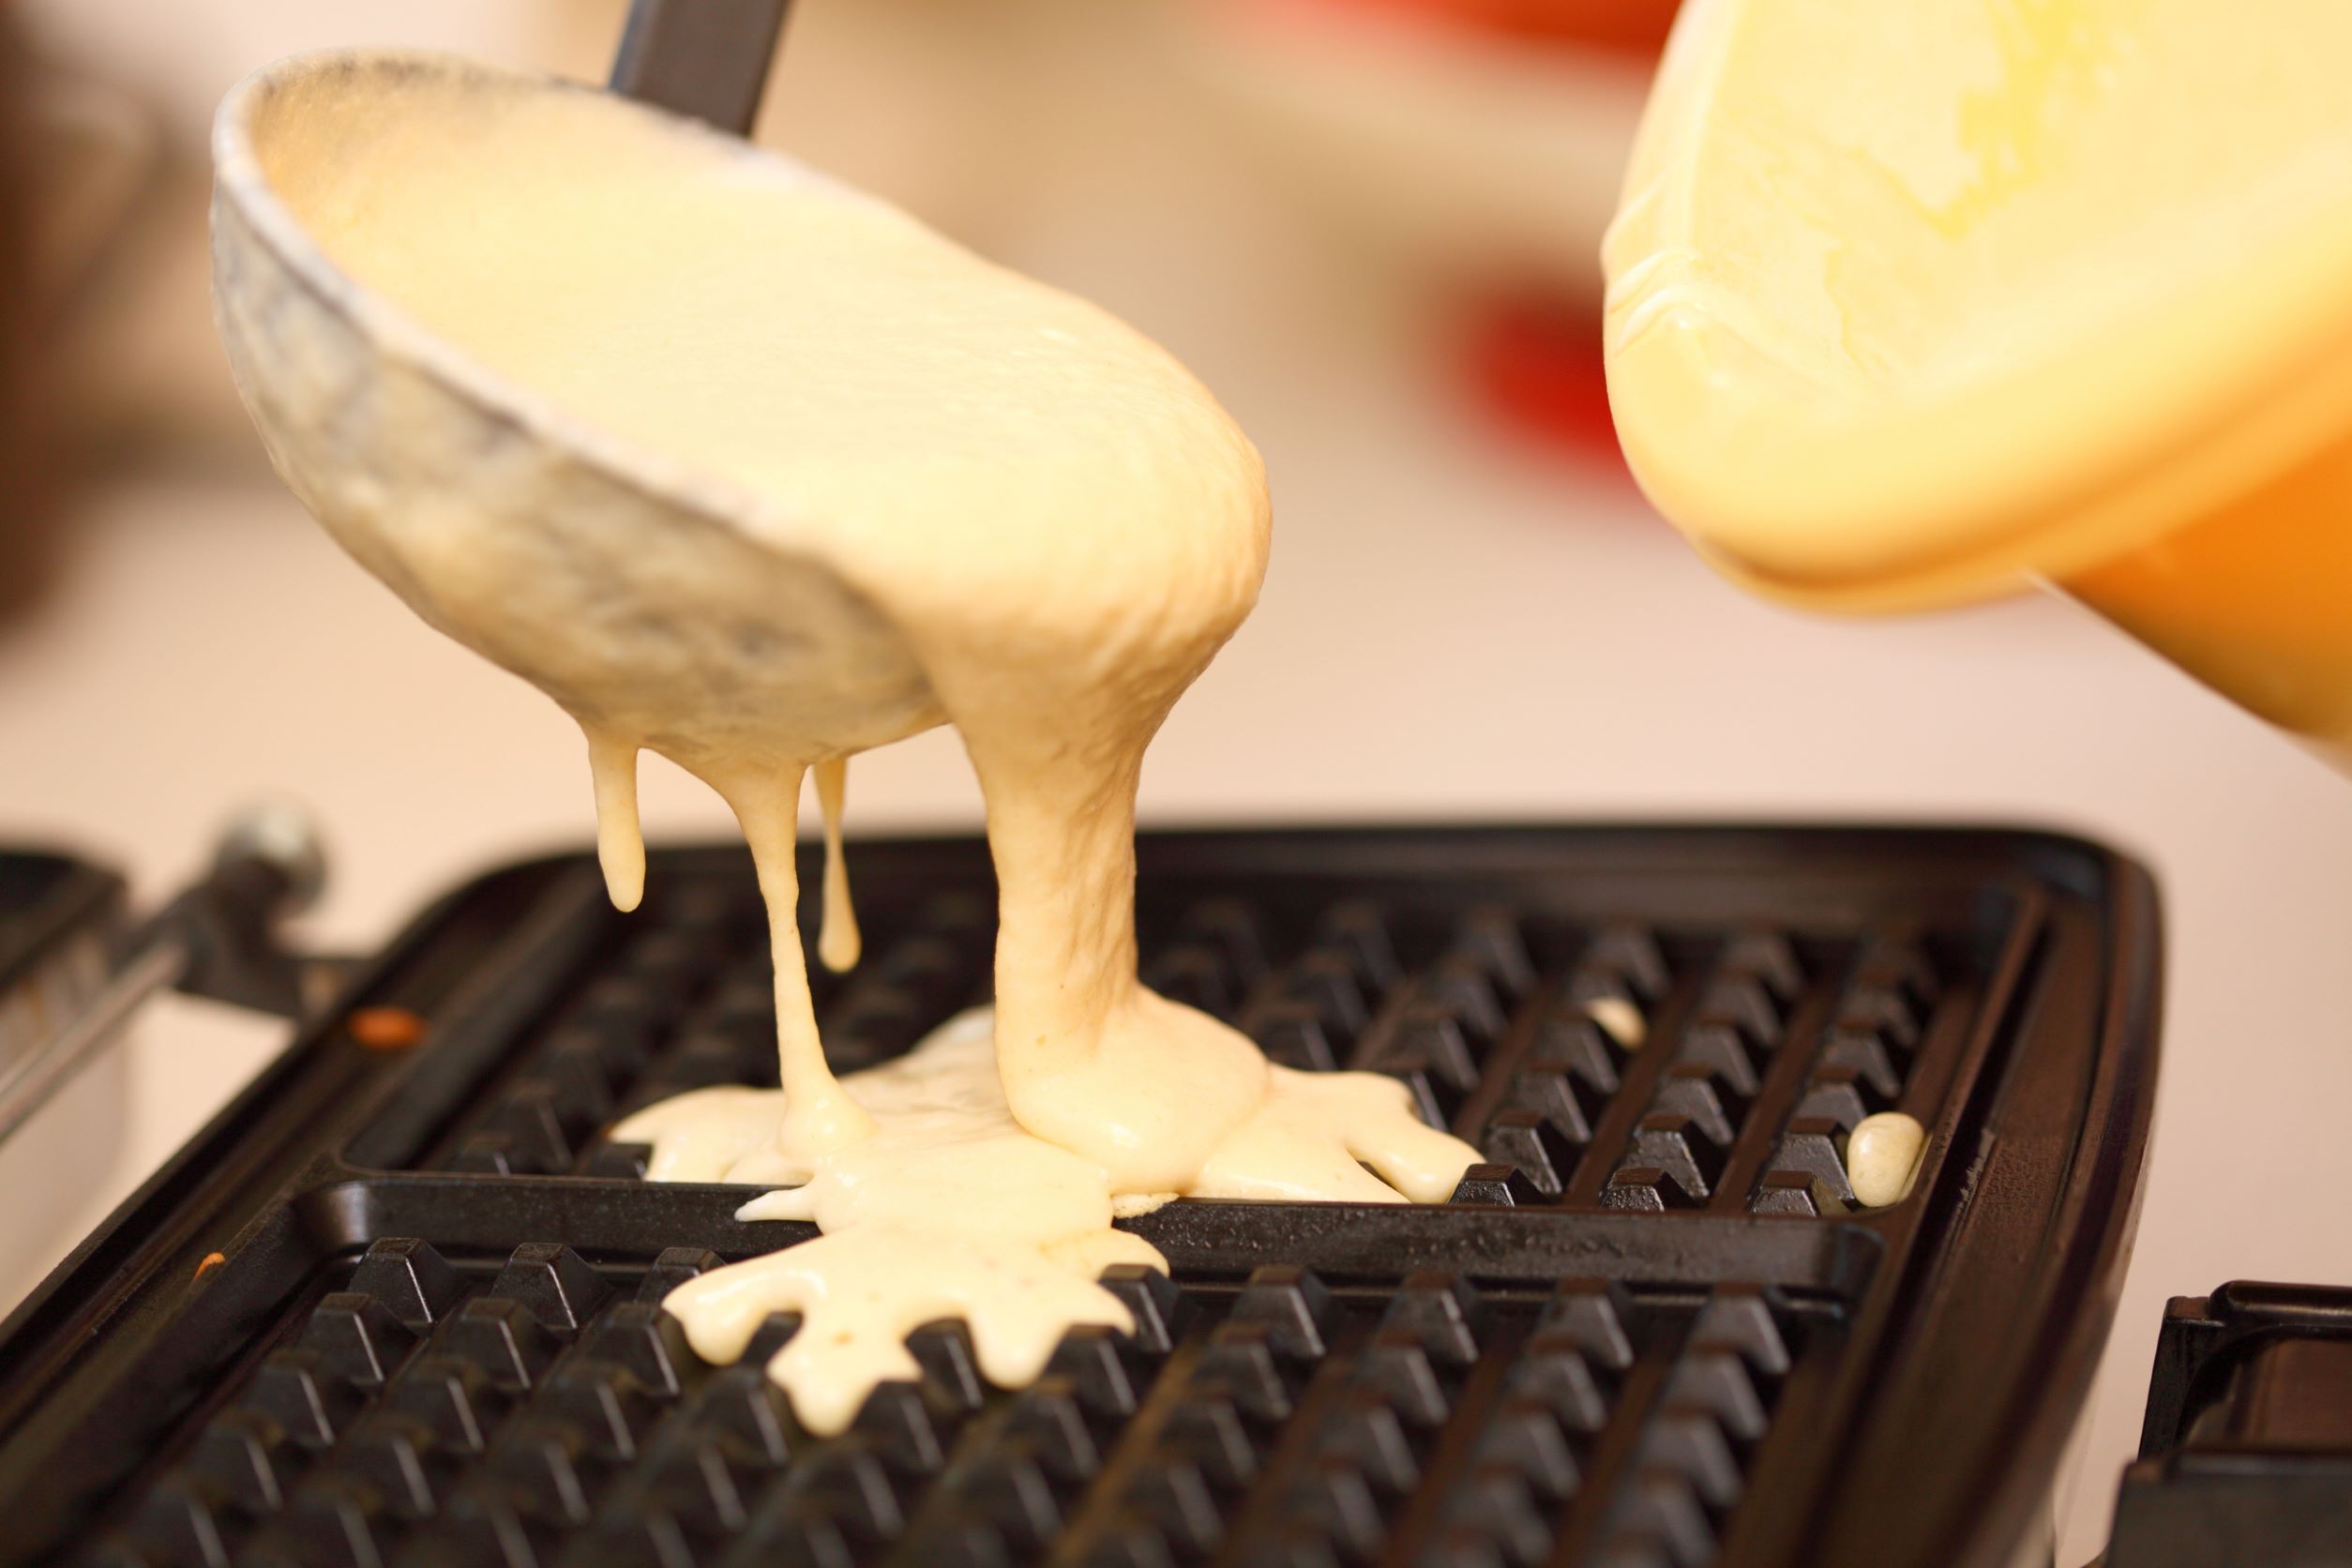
[0,802,348,1145]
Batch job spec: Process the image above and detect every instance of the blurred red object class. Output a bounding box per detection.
[1270,0,1680,59]
[1207,0,1667,471]
[1462,294,1625,471]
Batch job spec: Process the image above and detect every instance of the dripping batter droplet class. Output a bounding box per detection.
[815,756,860,972]
[585,726,645,913]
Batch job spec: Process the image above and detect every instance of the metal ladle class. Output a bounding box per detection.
[207,8,950,785]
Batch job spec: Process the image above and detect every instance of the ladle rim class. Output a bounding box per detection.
[210,46,871,564]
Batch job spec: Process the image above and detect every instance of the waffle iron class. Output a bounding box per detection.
[0,824,2164,1567]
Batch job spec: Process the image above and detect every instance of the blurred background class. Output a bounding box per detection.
[1,3,2346,1560]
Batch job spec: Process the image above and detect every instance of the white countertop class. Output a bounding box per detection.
[6,8,2350,1560]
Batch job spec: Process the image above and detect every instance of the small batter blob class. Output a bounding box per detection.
[1583,995,1646,1050]
[1847,1111,1927,1207]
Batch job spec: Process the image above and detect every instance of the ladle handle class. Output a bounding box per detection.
[610,0,792,137]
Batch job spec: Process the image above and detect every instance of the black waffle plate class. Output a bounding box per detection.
[0,826,2159,1568]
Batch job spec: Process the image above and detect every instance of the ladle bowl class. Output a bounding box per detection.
[209,50,947,770]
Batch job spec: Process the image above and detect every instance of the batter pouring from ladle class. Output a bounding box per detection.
[212,51,1480,1431]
